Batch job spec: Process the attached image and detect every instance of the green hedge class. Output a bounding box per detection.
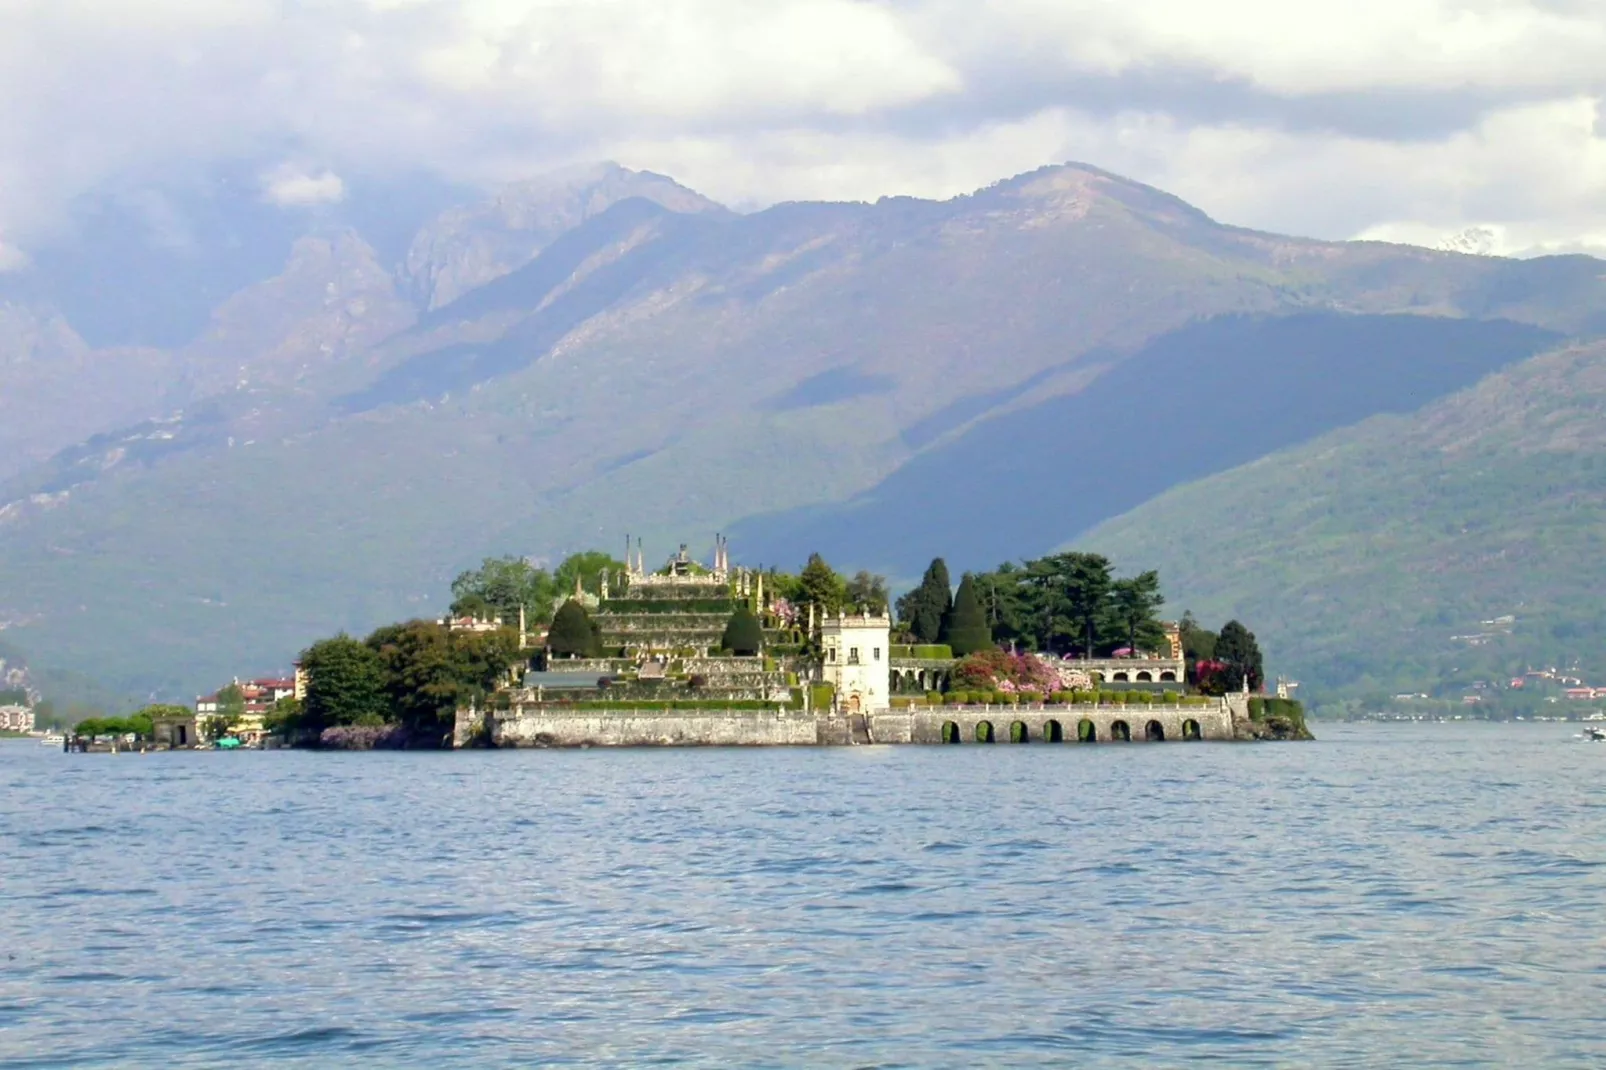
[811,683,836,710]
[600,599,740,614]
[557,700,786,711]
[892,644,954,660]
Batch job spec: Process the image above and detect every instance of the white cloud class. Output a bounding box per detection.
[0,0,1604,255]
[261,165,348,207]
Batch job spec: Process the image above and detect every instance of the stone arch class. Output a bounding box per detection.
[1160,670,1177,682]
[1044,719,1064,743]
[1077,718,1097,743]
[975,720,995,744]
[1182,718,1202,741]
[1136,670,1153,682]
[1110,719,1131,742]
[1145,719,1165,741]
[941,720,962,744]
[1010,720,1029,744]
[1111,671,1130,682]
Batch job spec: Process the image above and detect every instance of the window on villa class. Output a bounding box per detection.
[828,649,836,662]
[873,647,881,661]
[848,647,860,665]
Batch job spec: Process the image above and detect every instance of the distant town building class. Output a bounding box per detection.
[0,705,35,732]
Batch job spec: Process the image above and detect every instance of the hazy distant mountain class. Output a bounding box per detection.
[401,162,730,309]
[2,161,1605,702]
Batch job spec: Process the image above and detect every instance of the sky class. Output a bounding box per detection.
[2,0,1605,265]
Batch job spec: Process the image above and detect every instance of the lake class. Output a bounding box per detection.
[2,723,1604,1067]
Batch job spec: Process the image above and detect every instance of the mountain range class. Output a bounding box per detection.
[2,160,1605,709]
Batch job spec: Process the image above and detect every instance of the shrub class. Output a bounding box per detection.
[991,690,1011,706]
[1020,691,1043,705]
[720,606,764,656]
[1162,690,1181,704]
[1248,697,1267,721]
[926,691,944,705]
[902,644,955,659]
[548,600,597,658]
[687,674,708,690]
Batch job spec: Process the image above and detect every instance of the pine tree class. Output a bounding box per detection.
[945,573,993,656]
[720,605,764,656]
[896,558,952,643]
[548,599,597,659]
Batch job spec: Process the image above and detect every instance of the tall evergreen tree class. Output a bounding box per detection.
[1109,571,1166,653]
[1215,620,1265,692]
[798,553,848,619]
[895,558,952,643]
[720,605,764,656]
[944,574,993,656]
[548,599,597,659]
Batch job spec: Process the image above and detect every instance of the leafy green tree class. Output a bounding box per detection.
[798,553,848,623]
[945,574,993,656]
[450,556,557,623]
[548,600,598,659]
[367,620,521,740]
[895,558,951,643]
[1109,571,1166,653]
[300,635,387,731]
[846,570,890,614]
[264,696,303,737]
[216,682,246,721]
[1215,620,1265,692]
[720,605,764,656]
[554,551,627,599]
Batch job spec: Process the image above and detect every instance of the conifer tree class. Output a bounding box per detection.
[1215,620,1264,692]
[720,605,764,656]
[896,558,952,643]
[945,573,993,656]
[548,599,597,659]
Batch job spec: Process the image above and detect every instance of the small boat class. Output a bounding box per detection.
[1583,726,1606,742]
[40,733,64,746]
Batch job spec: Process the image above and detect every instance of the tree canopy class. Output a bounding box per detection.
[945,574,993,657]
[450,556,556,623]
[896,558,951,643]
[554,551,627,599]
[720,605,764,656]
[1215,620,1265,692]
[300,635,387,732]
[797,553,848,623]
[368,620,520,739]
[845,570,890,615]
[969,552,1168,657]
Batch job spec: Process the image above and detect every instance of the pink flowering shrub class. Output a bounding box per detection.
[952,651,1063,694]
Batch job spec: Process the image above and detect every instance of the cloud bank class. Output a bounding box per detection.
[2,0,1604,255]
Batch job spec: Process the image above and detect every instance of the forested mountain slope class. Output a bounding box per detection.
[1078,338,1606,706]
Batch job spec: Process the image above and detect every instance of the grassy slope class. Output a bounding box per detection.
[1078,339,1606,705]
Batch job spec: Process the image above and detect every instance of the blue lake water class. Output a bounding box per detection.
[2,723,1604,1067]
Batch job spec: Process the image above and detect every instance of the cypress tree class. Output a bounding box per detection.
[720,605,764,656]
[548,599,596,659]
[945,573,993,656]
[896,558,952,643]
[1215,620,1264,692]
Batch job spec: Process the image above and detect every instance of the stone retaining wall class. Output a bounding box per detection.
[491,707,818,747]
